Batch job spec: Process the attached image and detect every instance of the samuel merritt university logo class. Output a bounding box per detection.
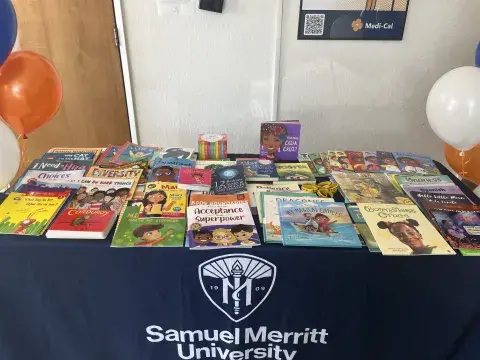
[199,254,276,323]
[351,18,364,32]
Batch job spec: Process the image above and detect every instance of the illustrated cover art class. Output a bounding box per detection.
[0,192,69,235]
[140,182,187,218]
[247,183,301,209]
[410,191,473,208]
[46,148,102,161]
[149,157,195,182]
[47,207,116,235]
[377,151,401,173]
[236,158,279,181]
[15,170,85,190]
[363,151,382,173]
[327,150,342,172]
[178,168,212,188]
[427,204,480,254]
[298,0,410,41]
[308,152,330,175]
[158,147,195,159]
[392,152,441,175]
[86,166,143,186]
[358,203,455,256]
[262,192,329,243]
[298,153,320,177]
[346,205,380,252]
[346,151,367,172]
[95,145,122,166]
[93,158,149,184]
[195,160,236,170]
[274,163,316,184]
[187,203,260,249]
[29,158,90,172]
[111,206,185,247]
[211,166,247,195]
[189,193,250,206]
[112,142,159,165]
[401,184,466,198]
[332,172,412,204]
[278,201,361,248]
[259,122,301,161]
[396,175,453,187]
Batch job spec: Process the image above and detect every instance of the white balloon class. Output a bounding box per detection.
[0,120,21,189]
[427,66,480,151]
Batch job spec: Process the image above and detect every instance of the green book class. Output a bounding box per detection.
[346,205,381,252]
[111,206,185,247]
[274,163,316,184]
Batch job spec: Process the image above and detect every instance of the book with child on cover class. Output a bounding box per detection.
[259,121,301,161]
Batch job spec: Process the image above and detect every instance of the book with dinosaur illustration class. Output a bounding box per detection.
[111,205,186,247]
[278,201,361,248]
[274,163,316,184]
[140,182,187,218]
[0,192,69,235]
[236,158,279,182]
[149,157,195,182]
[392,152,441,175]
[112,142,159,165]
[262,192,332,243]
[358,203,455,256]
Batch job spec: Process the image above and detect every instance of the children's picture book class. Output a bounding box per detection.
[47,147,102,161]
[358,203,455,256]
[334,151,354,172]
[236,158,279,182]
[0,192,69,236]
[274,163,316,184]
[211,166,247,195]
[332,172,412,204]
[195,160,236,170]
[29,158,90,172]
[262,192,330,243]
[395,175,453,187]
[187,202,260,249]
[298,153,320,177]
[149,157,195,182]
[346,205,380,252]
[247,183,300,210]
[87,165,143,182]
[308,152,330,176]
[112,142,159,165]
[158,147,195,159]
[410,191,473,208]
[140,182,187,218]
[95,145,122,166]
[392,152,441,175]
[278,201,361,248]
[377,151,401,173]
[401,184,466,200]
[363,151,382,173]
[346,151,367,172]
[111,205,186,247]
[15,170,86,190]
[259,121,301,161]
[189,193,250,206]
[327,151,343,172]
[178,168,212,192]
[427,204,480,255]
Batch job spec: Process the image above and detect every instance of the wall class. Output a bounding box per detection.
[122,0,480,160]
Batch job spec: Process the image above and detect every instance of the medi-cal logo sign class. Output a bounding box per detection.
[145,254,330,360]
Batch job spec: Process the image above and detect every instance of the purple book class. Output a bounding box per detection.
[259,122,301,161]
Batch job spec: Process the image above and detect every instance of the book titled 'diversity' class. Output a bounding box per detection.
[187,202,260,249]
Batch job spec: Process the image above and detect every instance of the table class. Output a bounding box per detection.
[0,161,479,360]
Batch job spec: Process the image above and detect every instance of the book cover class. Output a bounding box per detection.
[334,151,354,172]
[308,152,330,176]
[247,183,300,209]
[112,142,159,164]
[189,193,250,206]
[278,201,362,247]
[392,152,441,175]
[346,205,381,252]
[0,192,68,235]
[159,147,195,159]
[377,151,401,173]
[149,157,195,182]
[259,122,301,161]
[396,175,453,187]
[211,166,247,195]
[401,184,466,197]
[358,203,455,255]
[15,170,85,190]
[93,158,149,184]
[236,158,279,181]
[410,191,473,207]
[187,202,260,249]
[327,151,343,172]
[346,151,367,172]
[111,206,186,247]
[363,151,382,173]
[47,207,116,236]
[274,163,316,184]
[95,145,122,166]
[86,165,143,190]
[332,172,412,204]
[298,153,320,177]
[195,160,236,170]
[178,168,212,189]
[140,182,187,218]
[29,158,90,172]
[262,192,329,243]
[46,148,102,161]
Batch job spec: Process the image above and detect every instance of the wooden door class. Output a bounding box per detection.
[12,0,132,161]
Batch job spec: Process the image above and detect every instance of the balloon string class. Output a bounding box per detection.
[460,151,468,178]
[16,134,29,167]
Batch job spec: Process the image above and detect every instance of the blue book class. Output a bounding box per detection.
[392,152,440,175]
[278,200,362,248]
[236,158,279,182]
[149,157,195,182]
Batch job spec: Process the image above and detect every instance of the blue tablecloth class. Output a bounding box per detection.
[0,161,479,360]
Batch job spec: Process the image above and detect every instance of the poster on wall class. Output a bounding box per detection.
[298,0,410,40]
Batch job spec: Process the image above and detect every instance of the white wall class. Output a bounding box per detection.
[122,0,480,160]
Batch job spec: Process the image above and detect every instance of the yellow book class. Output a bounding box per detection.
[86,166,142,198]
[0,192,68,235]
[358,203,455,256]
[140,182,186,218]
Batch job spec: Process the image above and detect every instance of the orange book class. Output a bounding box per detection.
[189,193,250,206]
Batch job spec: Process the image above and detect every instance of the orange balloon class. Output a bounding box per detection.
[444,143,480,185]
[0,50,62,136]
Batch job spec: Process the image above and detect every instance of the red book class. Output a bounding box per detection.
[178,168,212,191]
[346,151,367,173]
[46,208,117,239]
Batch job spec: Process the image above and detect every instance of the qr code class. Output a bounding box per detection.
[304,14,325,36]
